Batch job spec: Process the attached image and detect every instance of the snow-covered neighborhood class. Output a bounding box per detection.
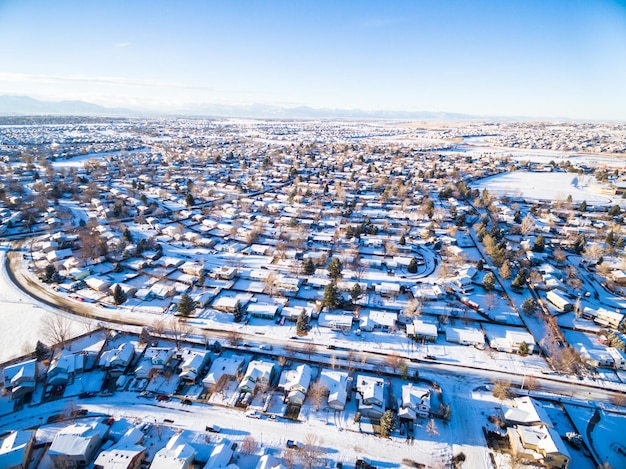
[1,117,626,469]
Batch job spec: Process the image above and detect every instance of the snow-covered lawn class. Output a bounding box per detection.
[471,171,616,204]
[0,243,86,364]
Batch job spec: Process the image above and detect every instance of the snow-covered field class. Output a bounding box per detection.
[0,243,85,363]
[471,171,616,204]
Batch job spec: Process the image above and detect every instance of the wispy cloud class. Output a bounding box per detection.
[0,72,214,91]
[115,42,131,48]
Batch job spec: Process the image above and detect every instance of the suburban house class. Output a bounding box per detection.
[98,342,135,376]
[212,296,241,313]
[94,446,145,469]
[278,364,313,405]
[202,355,246,388]
[47,352,86,387]
[48,421,109,469]
[508,425,570,469]
[150,439,196,469]
[608,347,626,370]
[578,344,615,369]
[359,310,397,332]
[134,347,174,379]
[177,348,210,383]
[247,303,280,320]
[504,397,570,469]
[406,319,438,342]
[355,374,386,419]
[202,441,234,469]
[2,359,37,400]
[255,454,286,469]
[93,426,145,469]
[397,383,431,420]
[445,326,485,348]
[0,430,35,469]
[318,312,353,331]
[319,368,349,411]
[238,359,277,394]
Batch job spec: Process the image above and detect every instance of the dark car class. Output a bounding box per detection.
[156,394,170,402]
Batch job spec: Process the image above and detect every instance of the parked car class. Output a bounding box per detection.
[206,424,222,433]
[286,440,302,450]
[156,394,170,402]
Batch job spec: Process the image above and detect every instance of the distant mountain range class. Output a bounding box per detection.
[0,94,517,121]
[0,95,134,117]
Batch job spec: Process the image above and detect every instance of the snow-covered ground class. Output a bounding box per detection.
[0,243,86,363]
[471,171,616,205]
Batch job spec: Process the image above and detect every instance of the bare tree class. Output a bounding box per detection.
[611,393,626,408]
[521,214,535,236]
[384,354,404,374]
[240,435,258,455]
[404,298,423,319]
[307,380,328,411]
[297,433,324,469]
[483,292,498,311]
[304,341,316,361]
[227,330,243,347]
[168,318,191,348]
[346,351,357,371]
[281,448,297,469]
[40,314,73,350]
[63,400,80,423]
[264,270,278,296]
[426,418,440,438]
[522,376,540,392]
[492,380,511,404]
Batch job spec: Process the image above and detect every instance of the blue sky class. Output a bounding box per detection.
[0,0,625,119]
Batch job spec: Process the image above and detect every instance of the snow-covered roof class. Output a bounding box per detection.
[49,421,109,458]
[202,355,246,386]
[0,430,35,469]
[151,441,196,469]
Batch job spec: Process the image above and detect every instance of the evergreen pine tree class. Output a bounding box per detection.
[112,284,127,305]
[303,258,316,275]
[296,310,309,335]
[177,293,196,317]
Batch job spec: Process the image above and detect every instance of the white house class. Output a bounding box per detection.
[94,446,145,469]
[355,374,386,419]
[406,319,438,342]
[0,430,35,469]
[178,349,210,383]
[150,440,195,469]
[319,369,349,411]
[318,312,353,331]
[98,342,135,375]
[202,355,246,388]
[505,330,536,354]
[247,303,279,320]
[49,421,109,469]
[398,384,431,420]
[255,454,285,469]
[359,310,397,332]
[239,359,276,393]
[202,441,233,469]
[445,326,485,347]
[608,347,626,370]
[3,359,37,400]
[85,276,112,292]
[134,347,174,379]
[278,364,313,405]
